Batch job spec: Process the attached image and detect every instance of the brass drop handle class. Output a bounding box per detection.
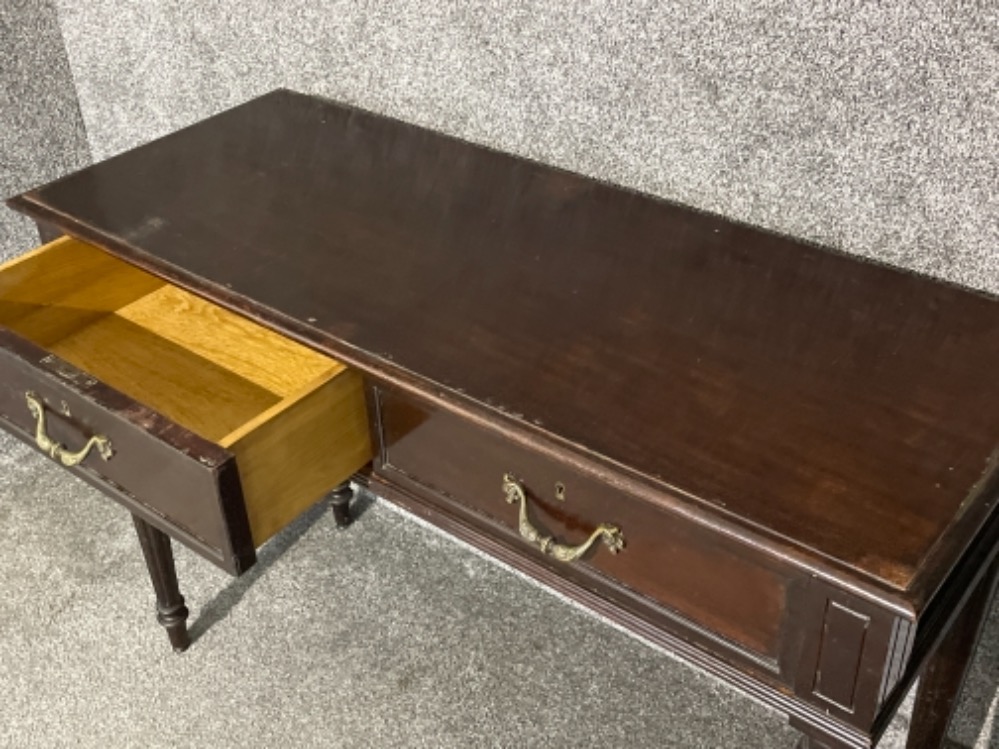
[25,392,114,467]
[502,473,624,562]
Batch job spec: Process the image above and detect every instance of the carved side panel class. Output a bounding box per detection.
[793,580,913,730]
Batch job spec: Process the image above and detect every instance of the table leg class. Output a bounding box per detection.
[906,554,999,749]
[330,480,354,529]
[132,515,190,653]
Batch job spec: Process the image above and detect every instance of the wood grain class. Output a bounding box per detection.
[221,367,371,545]
[1,233,372,550]
[10,90,997,596]
[376,386,790,659]
[0,234,73,271]
[117,285,338,397]
[5,90,997,745]
[49,315,279,442]
[0,236,163,346]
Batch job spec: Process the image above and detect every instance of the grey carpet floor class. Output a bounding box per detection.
[0,430,996,748]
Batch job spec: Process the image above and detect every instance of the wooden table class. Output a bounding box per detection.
[4,90,997,748]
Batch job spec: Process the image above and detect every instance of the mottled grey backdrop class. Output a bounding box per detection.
[5,1,999,291]
[0,0,88,259]
[0,2,996,747]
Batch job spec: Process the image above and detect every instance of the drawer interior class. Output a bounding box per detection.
[0,237,371,544]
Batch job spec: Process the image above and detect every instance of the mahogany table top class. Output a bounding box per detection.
[10,89,999,603]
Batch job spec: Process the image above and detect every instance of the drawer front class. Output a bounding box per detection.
[374,387,795,664]
[0,329,252,570]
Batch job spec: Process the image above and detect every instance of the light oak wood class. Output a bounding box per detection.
[0,236,372,547]
[49,314,280,441]
[116,285,338,397]
[221,367,371,545]
[0,236,163,309]
[0,234,73,271]
[0,237,164,346]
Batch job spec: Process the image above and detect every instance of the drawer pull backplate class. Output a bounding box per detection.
[502,473,624,562]
[25,392,114,467]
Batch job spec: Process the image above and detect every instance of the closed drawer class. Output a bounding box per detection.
[374,387,798,666]
[0,237,372,572]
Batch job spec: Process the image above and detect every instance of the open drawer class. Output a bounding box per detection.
[0,236,372,573]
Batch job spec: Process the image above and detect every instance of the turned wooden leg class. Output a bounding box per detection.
[132,515,190,653]
[905,554,999,749]
[330,480,354,529]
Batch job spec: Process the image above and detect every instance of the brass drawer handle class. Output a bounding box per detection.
[502,473,624,562]
[25,392,114,466]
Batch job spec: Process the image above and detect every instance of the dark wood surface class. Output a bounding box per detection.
[905,554,999,748]
[4,89,997,746]
[370,470,877,749]
[376,385,792,660]
[35,219,61,244]
[9,89,998,605]
[0,328,256,574]
[133,514,191,652]
[329,480,353,529]
[790,578,905,733]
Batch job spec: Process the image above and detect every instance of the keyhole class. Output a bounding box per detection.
[554,482,566,501]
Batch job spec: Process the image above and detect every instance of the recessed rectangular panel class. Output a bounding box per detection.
[813,601,871,712]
